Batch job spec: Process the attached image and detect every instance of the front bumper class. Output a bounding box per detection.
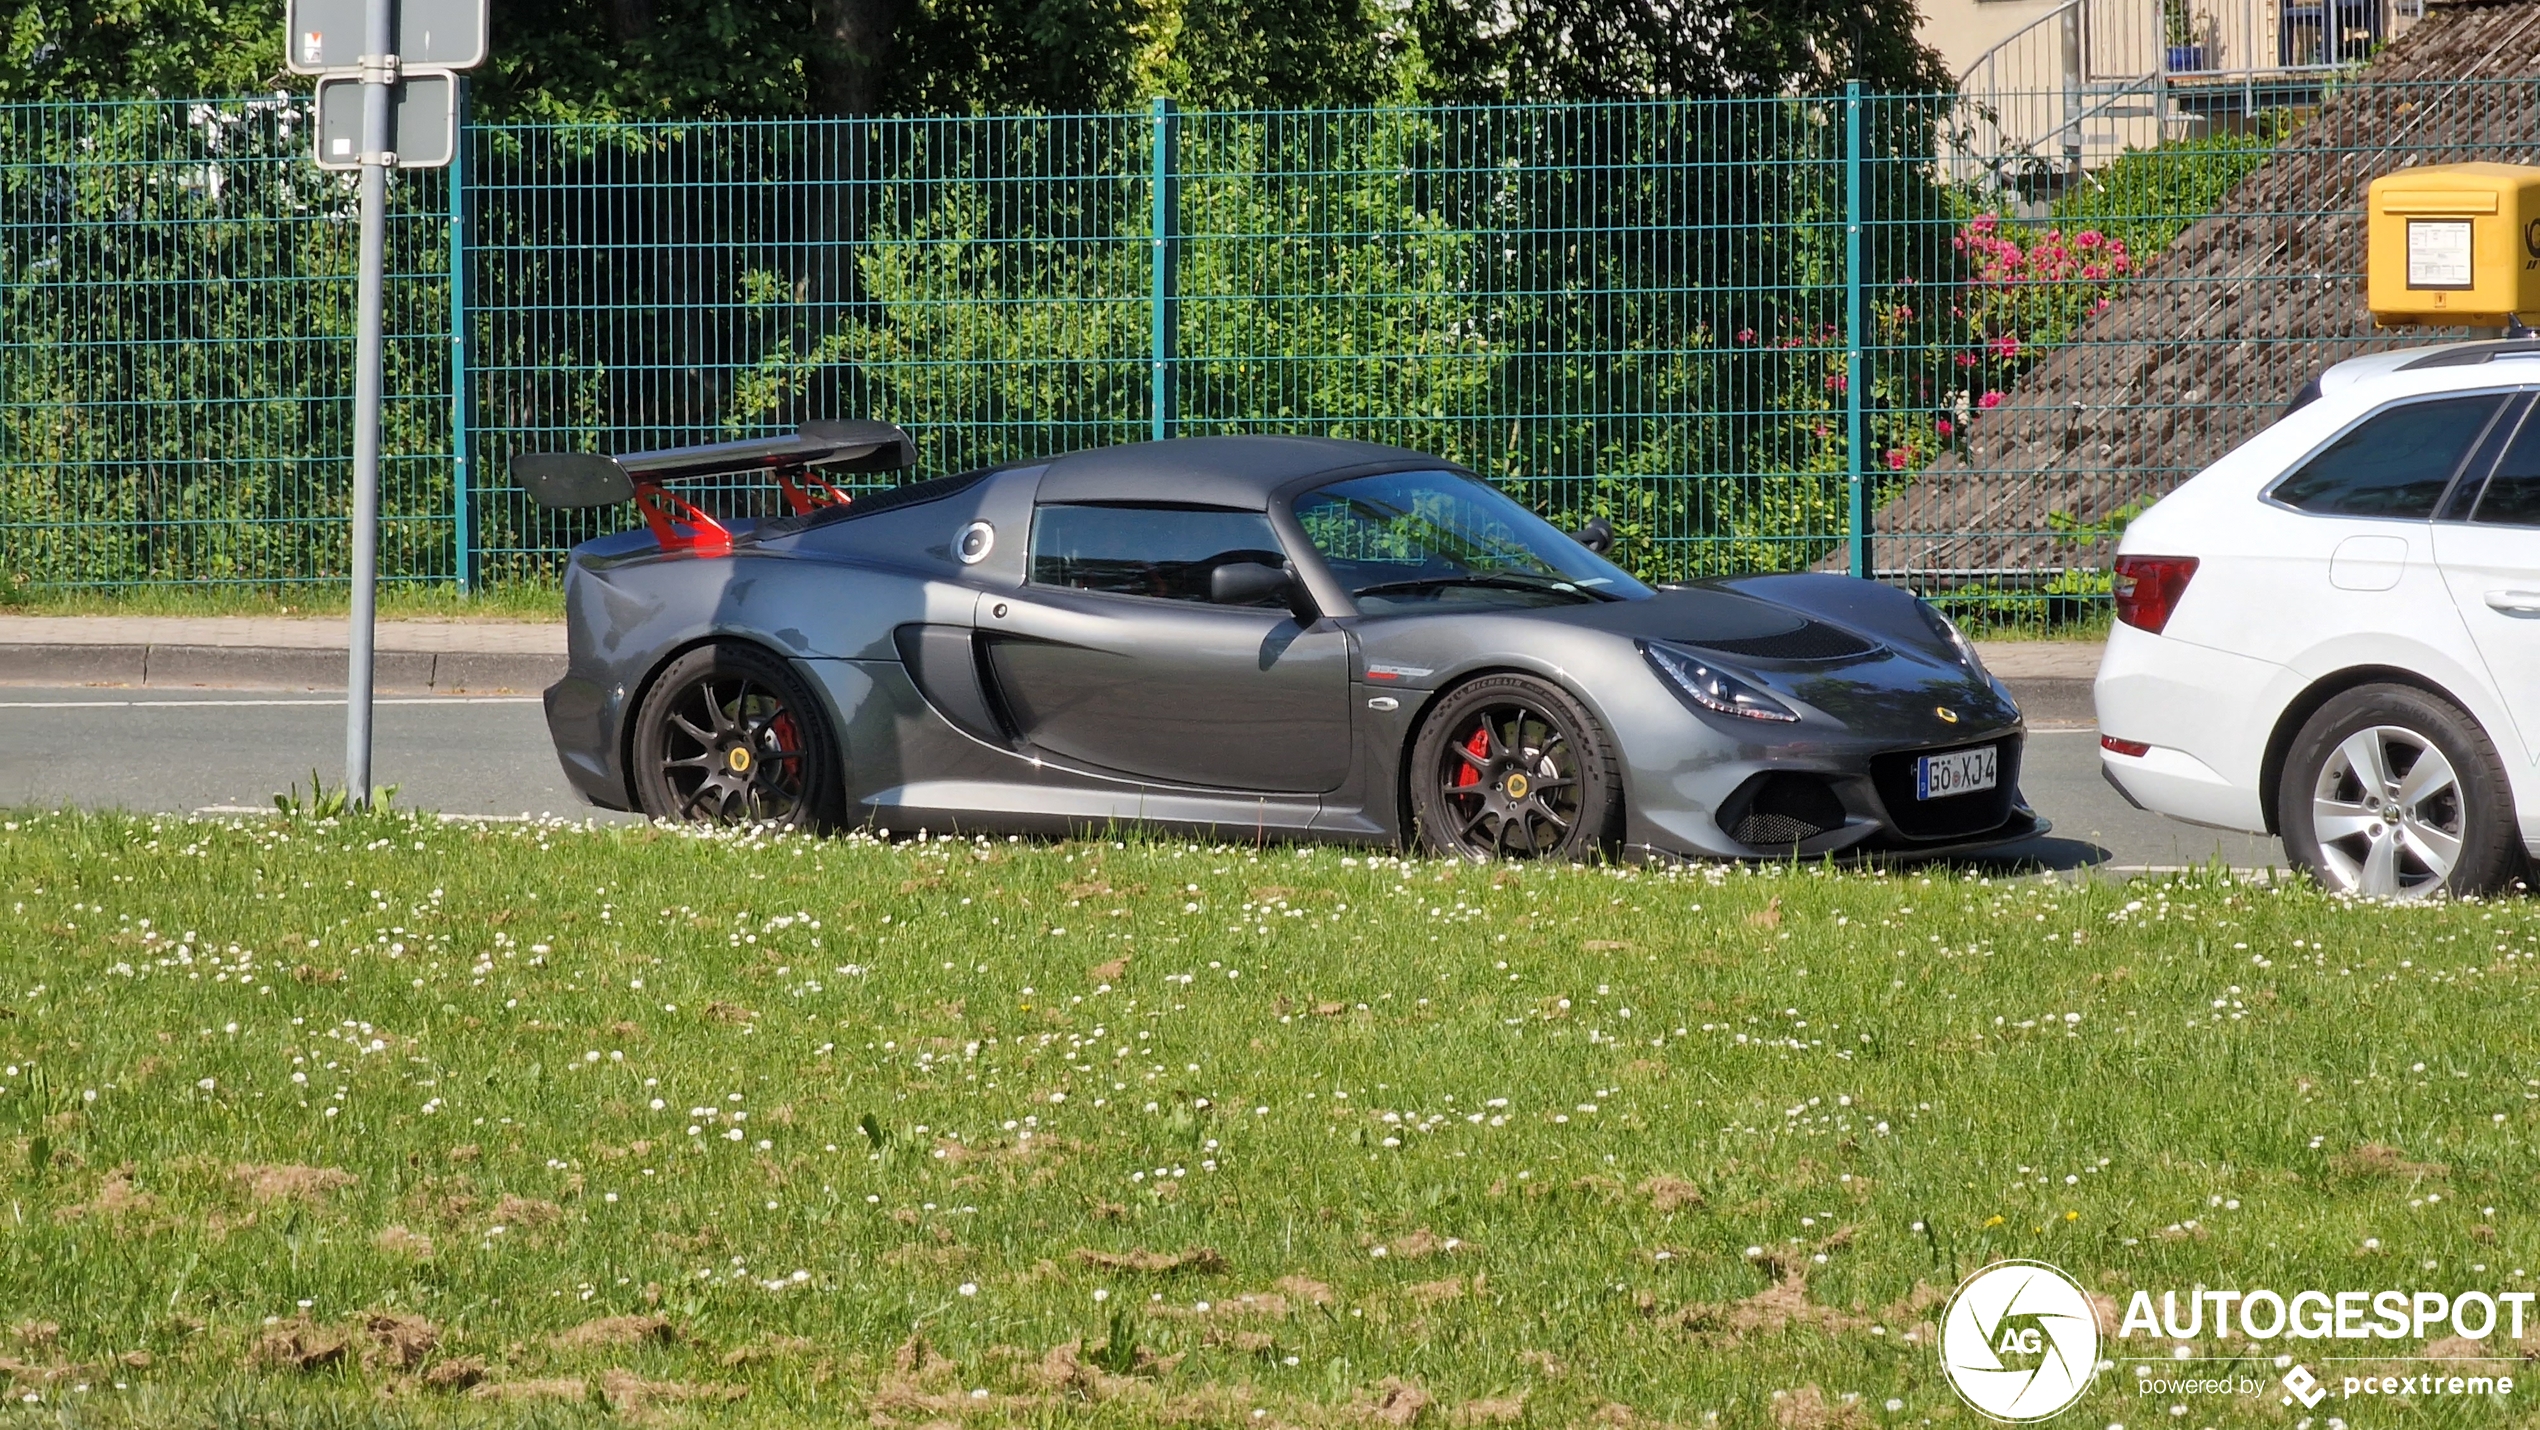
[1625,723,2046,862]
[1626,804,2049,865]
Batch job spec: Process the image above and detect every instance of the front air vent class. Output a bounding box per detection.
[1733,810,1826,845]
[1689,620,1879,662]
[1719,771,1848,848]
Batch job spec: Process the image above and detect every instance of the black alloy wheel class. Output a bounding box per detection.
[1410,673,1620,861]
[631,644,841,828]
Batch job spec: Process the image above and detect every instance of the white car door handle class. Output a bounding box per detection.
[2485,590,2540,614]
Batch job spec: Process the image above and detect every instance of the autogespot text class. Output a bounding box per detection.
[2117,1287,2536,1342]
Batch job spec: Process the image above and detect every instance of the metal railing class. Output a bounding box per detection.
[1,79,2524,619]
[1948,0,2425,195]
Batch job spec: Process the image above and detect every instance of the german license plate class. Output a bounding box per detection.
[1916,745,1997,800]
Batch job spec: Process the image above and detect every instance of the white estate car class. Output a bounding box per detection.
[2096,337,2540,899]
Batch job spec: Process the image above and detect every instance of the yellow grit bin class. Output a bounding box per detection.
[2366,162,2540,330]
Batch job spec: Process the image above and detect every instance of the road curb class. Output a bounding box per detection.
[2009,677,2093,731]
[0,644,561,695]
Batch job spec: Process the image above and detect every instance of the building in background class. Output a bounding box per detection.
[1925,0,2426,200]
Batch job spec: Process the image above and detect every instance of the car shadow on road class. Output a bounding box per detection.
[1909,834,2289,880]
[1912,835,2114,873]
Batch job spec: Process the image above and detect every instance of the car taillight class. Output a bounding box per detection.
[2112,555,2198,634]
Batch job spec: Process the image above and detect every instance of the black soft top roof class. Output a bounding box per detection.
[1034,435,1456,510]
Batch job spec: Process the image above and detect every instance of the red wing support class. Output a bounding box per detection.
[628,465,851,553]
[630,482,733,555]
[772,465,855,516]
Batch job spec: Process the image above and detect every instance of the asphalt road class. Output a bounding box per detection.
[0,687,2284,871]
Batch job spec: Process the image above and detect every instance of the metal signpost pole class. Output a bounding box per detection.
[343,0,394,809]
[449,77,473,593]
[295,0,478,806]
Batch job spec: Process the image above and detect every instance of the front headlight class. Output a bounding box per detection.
[1642,642,1799,723]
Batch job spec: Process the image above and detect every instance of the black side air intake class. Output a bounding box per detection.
[1717,771,1849,847]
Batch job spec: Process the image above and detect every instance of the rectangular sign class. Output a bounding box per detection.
[2407,219,2475,290]
[1915,745,1998,801]
[286,0,487,72]
[313,68,458,169]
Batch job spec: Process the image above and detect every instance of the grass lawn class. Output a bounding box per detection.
[1,812,2533,1427]
[0,585,564,625]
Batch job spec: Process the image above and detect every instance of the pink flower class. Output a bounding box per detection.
[1735,328,1755,343]
[1988,334,2022,360]
[1826,373,1849,394]
[1886,449,1910,470]
[1935,418,1955,438]
[1955,352,1979,368]
[1977,390,2004,410]
[2074,229,2103,249]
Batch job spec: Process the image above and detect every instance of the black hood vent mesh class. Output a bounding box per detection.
[1687,620,1879,662]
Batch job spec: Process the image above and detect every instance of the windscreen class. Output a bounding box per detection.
[1294,469,1651,614]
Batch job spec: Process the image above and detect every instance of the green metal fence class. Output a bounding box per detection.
[5,81,2532,606]
[1,98,456,588]
[459,94,1933,589]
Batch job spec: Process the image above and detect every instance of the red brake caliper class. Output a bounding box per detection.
[769,713,801,792]
[1457,726,1489,788]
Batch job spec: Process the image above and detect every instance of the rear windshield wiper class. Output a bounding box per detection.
[1351,572,1615,602]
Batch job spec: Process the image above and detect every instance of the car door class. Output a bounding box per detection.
[980,502,1353,792]
[2433,391,2540,765]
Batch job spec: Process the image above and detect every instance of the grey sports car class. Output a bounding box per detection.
[519,425,2044,861]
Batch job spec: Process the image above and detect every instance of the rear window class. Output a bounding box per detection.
[1028,504,1286,604]
[2474,405,2540,527]
[2269,394,2510,519]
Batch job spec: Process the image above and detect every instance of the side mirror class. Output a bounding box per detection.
[1575,516,1615,555]
[1210,561,1318,624]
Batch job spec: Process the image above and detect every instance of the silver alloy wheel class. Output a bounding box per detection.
[2308,724,2465,900]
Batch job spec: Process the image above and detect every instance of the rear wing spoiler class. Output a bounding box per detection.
[508,420,916,554]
